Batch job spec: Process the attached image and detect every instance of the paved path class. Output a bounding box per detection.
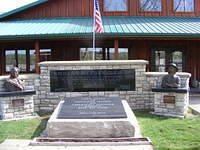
[0,140,153,150]
[189,94,200,115]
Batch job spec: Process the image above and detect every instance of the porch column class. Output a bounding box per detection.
[1,49,5,74]
[35,40,40,73]
[114,40,119,60]
[102,48,106,60]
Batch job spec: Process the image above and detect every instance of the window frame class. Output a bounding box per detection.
[103,0,129,12]
[139,0,162,12]
[5,49,30,73]
[151,47,186,72]
[173,0,195,13]
[4,48,52,74]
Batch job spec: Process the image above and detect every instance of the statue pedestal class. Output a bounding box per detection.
[152,88,189,118]
[0,90,36,120]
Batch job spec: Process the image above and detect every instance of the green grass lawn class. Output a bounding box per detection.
[0,113,200,150]
[0,116,48,144]
[135,111,200,150]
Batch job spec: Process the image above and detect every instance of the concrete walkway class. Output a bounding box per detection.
[0,140,153,150]
[189,93,200,115]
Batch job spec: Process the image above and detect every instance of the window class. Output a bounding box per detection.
[151,48,184,72]
[108,48,128,60]
[5,50,26,72]
[30,50,36,72]
[80,48,128,60]
[5,50,16,72]
[104,0,127,11]
[172,51,183,71]
[17,50,26,72]
[155,50,166,72]
[80,48,101,60]
[40,49,52,62]
[174,0,194,12]
[5,49,52,73]
[140,0,161,12]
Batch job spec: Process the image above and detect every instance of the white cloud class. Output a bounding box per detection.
[0,0,37,14]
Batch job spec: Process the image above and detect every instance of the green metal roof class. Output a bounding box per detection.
[1,16,200,40]
[0,0,48,19]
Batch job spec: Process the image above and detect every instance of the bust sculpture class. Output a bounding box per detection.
[161,63,181,88]
[4,67,25,92]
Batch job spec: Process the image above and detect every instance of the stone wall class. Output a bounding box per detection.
[0,61,191,115]
[38,60,150,112]
[38,60,191,113]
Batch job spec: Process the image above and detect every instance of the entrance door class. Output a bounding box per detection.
[151,48,185,72]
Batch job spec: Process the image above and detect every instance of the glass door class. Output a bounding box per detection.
[152,48,185,72]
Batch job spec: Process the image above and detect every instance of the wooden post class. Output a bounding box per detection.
[2,49,5,74]
[35,40,40,73]
[114,40,119,60]
[15,50,18,67]
[107,48,110,60]
[102,48,106,60]
[26,50,30,72]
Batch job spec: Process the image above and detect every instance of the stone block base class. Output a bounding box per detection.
[152,89,189,118]
[150,112,184,118]
[47,100,136,138]
[0,91,35,120]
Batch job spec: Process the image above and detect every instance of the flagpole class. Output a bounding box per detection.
[93,0,95,60]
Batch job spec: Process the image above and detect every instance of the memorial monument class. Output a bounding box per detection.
[47,97,136,138]
[0,67,36,120]
[4,67,25,92]
[152,63,190,118]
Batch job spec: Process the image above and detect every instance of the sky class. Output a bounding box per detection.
[0,0,37,14]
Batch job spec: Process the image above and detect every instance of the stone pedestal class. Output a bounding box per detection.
[47,100,136,138]
[0,90,36,120]
[152,88,189,118]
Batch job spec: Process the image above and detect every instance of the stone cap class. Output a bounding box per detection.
[0,90,36,97]
[39,60,149,67]
[152,88,189,93]
[145,72,191,78]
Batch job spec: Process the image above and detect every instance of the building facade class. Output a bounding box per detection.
[0,0,200,84]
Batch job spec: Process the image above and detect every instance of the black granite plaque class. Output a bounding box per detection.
[57,97,127,119]
[50,69,135,92]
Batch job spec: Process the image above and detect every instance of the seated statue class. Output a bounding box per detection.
[4,67,25,92]
[161,63,181,88]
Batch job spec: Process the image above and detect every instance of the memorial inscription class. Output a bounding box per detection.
[50,69,135,92]
[57,97,127,119]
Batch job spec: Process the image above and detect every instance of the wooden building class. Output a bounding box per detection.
[0,0,200,84]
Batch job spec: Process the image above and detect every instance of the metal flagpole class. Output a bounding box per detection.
[93,0,95,60]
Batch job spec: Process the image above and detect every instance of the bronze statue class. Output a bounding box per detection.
[4,67,25,91]
[161,63,181,88]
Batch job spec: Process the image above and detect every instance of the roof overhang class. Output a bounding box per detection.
[1,16,200,41]
[0,0,48,19]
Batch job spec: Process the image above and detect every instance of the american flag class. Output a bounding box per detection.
[94,0,104,33]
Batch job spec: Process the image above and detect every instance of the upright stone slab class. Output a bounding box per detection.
[47,97,136,138]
